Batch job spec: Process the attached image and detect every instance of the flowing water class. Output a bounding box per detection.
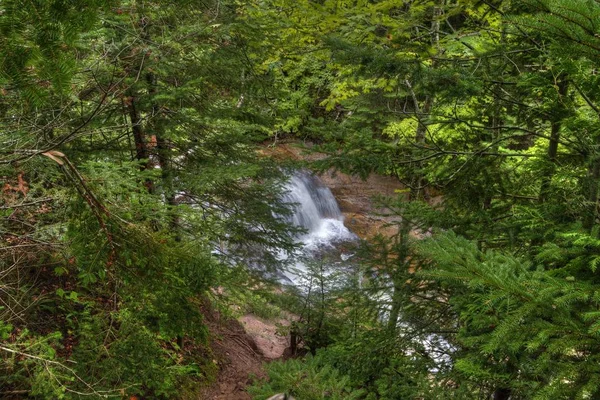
[281,170,454,369]
[280,171,357,283]
[282,171,356,250]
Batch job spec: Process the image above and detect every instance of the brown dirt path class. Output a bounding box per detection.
[199,313,292,400]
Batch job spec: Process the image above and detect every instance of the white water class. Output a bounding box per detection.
[281,171,454,370]
[280,171,356,282]
[282,171,356,253]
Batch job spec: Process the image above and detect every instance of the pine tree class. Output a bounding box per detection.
[0,0,298,397]
[417,232,600,398]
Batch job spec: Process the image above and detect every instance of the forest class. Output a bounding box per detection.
[2,0,600,399]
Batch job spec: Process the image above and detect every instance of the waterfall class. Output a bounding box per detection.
[276,170,357,284]
[282,171,356,252]
[280,171,453,371]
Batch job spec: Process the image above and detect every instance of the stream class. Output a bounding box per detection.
[280,170,357,283]
[281,170,454,371]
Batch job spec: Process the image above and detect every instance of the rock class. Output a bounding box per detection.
[266,394,295,400]
[262,142,419,241]
[239,314,291,359]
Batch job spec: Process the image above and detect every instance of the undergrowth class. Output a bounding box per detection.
[248,355,366,400]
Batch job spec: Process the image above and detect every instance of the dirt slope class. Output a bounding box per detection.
[200,312,291,400]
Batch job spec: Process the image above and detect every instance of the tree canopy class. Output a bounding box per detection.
[3,0,600,399]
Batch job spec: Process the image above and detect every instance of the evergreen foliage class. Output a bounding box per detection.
[4,0,600,398]
[249,355,366,400]
[247,0,600,398]
[0,0,295,397]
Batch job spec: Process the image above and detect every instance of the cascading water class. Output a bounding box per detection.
[282,171,356,252]
[280,170,454,370]
[279,171,357,283]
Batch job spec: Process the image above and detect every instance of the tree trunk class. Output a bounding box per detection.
[387,279,404,333]
[493,387,511,400]
[583,153,600,232]
[127,95,150,169]
[410,2,440,201]
[388,1,442,334]
[387,217,411,334]
[413,95,433,201]
[538,78,568,203]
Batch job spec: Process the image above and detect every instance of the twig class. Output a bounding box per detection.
[0,345,131,397]
[0,198,54,210]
